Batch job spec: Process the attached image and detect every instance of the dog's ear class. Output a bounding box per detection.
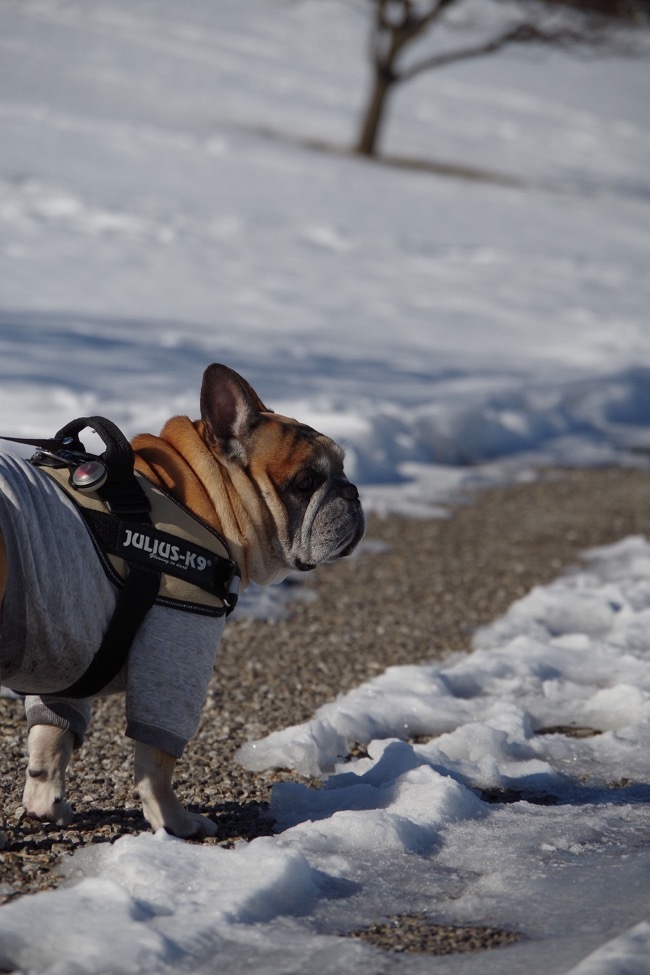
[200,364,271,461]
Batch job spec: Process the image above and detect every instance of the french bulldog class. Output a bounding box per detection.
[0,364,365,839]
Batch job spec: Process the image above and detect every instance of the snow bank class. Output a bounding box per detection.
[304,367,650,488]
[0,834,327,975]
[566,923,650,975]
[238,536,650,783]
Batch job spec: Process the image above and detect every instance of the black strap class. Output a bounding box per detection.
[0,434,65,450]
[55,565,162,699]
[54,418,158,696]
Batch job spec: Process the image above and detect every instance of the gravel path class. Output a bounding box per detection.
[1,467,650,956]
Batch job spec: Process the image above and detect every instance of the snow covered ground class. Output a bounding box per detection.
[1,0,650,972]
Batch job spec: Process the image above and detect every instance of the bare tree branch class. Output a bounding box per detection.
[370,0,458,73]
[397,20,599,83]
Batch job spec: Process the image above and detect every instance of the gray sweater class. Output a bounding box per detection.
[0,453,224,757]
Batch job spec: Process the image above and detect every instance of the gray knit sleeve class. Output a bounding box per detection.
[24,695,92,749]
[124,605,225,758]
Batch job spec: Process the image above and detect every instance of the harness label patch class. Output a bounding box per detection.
[116,522,232,593]
[122,527,210,572]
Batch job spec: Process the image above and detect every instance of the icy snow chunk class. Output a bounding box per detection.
[272,740,483,858]
[0,833,330,974]
[236,665,474,776]
[66,833,325,926]
[236,717,347,776]
[583,684,650,730]
[0,878,168,975]
[283,807,437,857]
[566,921,650,974]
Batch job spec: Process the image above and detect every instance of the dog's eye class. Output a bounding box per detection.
[293,472,317,493]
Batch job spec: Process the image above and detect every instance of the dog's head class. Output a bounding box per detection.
[200,364,365,584]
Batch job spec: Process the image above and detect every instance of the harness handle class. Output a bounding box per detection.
[56,416,151,518]
[55,415,131,466]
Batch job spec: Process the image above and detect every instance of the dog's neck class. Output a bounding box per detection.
[132,416,277,589]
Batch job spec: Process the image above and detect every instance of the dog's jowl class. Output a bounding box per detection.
[0,364,365,838]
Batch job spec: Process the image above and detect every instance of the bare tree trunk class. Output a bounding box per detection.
[356,66,394,157]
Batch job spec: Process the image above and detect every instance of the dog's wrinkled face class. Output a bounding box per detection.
[200,364,365,583]
[248,412,364,572]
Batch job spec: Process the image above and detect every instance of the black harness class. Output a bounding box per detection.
[2,416,240,699]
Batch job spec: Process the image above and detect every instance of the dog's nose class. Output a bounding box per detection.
[340,480,359,502]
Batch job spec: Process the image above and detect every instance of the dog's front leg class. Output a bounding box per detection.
[22,725,75,826]
[133,741,218,838]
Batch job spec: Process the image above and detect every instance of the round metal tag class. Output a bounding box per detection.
[71,460,108,492]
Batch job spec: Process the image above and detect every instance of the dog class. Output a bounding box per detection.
[0,364,365,839]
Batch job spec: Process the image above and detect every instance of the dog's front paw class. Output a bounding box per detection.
[22,725,75,826]
[165,809,219,840]
[134,741,218,839]
[140,795,218,838]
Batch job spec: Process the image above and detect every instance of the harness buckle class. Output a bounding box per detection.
[104,497,152,517]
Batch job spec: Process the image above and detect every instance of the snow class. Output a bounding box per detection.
[1,0,650,971]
